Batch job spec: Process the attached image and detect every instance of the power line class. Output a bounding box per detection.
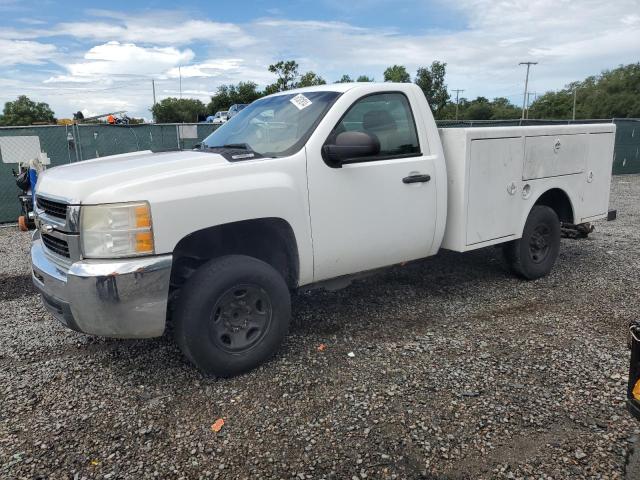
[519,61,538,120]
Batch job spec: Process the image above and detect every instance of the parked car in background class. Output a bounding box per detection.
[212,111,228,125]
[204,111,228,124]
[227,104,248,119]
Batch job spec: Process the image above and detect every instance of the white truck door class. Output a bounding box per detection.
[307,92,438,282]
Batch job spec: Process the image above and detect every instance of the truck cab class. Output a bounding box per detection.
[31,83,615,377]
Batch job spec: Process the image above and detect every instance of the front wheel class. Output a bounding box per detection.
[503,205,561,280]
[174,255,291,377]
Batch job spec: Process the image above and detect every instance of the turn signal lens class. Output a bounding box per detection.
[135,231,154,254]
[633,379,640,400]
[135,205,152,228]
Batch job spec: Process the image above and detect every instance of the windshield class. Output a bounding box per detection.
[202,91,340,158]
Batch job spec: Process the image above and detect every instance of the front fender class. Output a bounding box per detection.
[124,151,313,285]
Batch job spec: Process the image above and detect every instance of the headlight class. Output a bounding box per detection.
[81,202,154,258]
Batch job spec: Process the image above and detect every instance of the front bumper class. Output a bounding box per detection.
[31,235,172,338]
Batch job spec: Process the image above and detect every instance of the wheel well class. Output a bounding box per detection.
[170,218,300,292]
[534,188,574,223]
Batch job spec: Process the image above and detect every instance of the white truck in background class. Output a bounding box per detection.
[30,82,615,376]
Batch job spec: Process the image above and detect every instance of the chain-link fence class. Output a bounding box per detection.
[1,119,639,223]
[0,123,218,223]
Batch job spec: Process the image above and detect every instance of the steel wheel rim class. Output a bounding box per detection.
[209,284,273,353]
[529,224,551,264]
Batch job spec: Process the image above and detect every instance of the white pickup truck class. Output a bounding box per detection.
[31,82,615,376]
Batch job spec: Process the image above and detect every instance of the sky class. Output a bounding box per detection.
[0,0,638,120]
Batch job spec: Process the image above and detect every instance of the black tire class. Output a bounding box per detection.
[174,255,291,377]
[503,205,561,280]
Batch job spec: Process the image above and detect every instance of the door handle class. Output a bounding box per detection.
[402,174,431,184]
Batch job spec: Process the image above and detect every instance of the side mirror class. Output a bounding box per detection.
[322,131,380,167]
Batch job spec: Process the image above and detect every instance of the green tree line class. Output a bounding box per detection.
[529,63,640,119]
[0,95,55,126]
[2,62,638,125]
[152,61,639,123]
[151,60,378,122]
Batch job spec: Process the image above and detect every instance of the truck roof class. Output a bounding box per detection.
[267,82,416,97]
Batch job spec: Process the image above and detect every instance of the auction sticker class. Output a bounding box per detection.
[290,93,312,110]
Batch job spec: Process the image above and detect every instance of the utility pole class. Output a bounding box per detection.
[519,62,538,120]
[179,66,182,99]
[452,89,465,120]
[152,79,157,106]
[526,91,536,119]
[572,87,578,121]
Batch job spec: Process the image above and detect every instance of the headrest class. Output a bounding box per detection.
[363,110,397,131]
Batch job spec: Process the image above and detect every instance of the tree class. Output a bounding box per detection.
[528,90,573,119]
[463,97,493,120]
[415,62,450,113]
[335,74,353,83]
[437,96,521,120]
[0,95,55,126]
[298,71,326,88]
[207,82,262,114]
[73,111,84,121]
[529,63,640,119]
[356,75,374,82]
[266,60,300,93]
[490,97,521,119]
[150,97,206,123]
[383,65,410,83]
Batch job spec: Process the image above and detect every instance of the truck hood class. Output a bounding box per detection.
[36,150,230,204]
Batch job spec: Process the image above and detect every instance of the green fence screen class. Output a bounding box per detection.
[0,123,217,223]
[1,119,638,223]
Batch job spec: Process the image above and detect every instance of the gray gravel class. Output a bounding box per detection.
[1,175,640,479]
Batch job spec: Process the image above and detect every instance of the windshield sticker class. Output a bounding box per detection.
[231,153,255,160]
[290,93,312,110]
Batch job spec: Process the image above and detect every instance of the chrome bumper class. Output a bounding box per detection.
[31,236,172,338]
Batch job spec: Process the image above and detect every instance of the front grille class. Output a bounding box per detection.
[42,234,70,258]
[37,196,68,219]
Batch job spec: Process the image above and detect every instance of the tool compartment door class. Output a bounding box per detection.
[523,134,587,180]
[466,137,523,246]
[581,132,614,220]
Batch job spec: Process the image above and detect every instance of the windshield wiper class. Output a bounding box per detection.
[206,143,251,150]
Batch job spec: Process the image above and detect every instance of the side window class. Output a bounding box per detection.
[328,92,420,160]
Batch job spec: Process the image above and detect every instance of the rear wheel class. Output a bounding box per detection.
[503,205,561,280]
[174,255,291,377]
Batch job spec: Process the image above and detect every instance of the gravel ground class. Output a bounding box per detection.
[1,175,639,480]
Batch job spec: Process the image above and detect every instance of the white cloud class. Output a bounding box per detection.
[240,0,640,100]
[0,38,56,65]
[621,14,640,26]
[165,59,244,79]
[1,1,639,118]
[45,42,194,81]
[51,15,254,48]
